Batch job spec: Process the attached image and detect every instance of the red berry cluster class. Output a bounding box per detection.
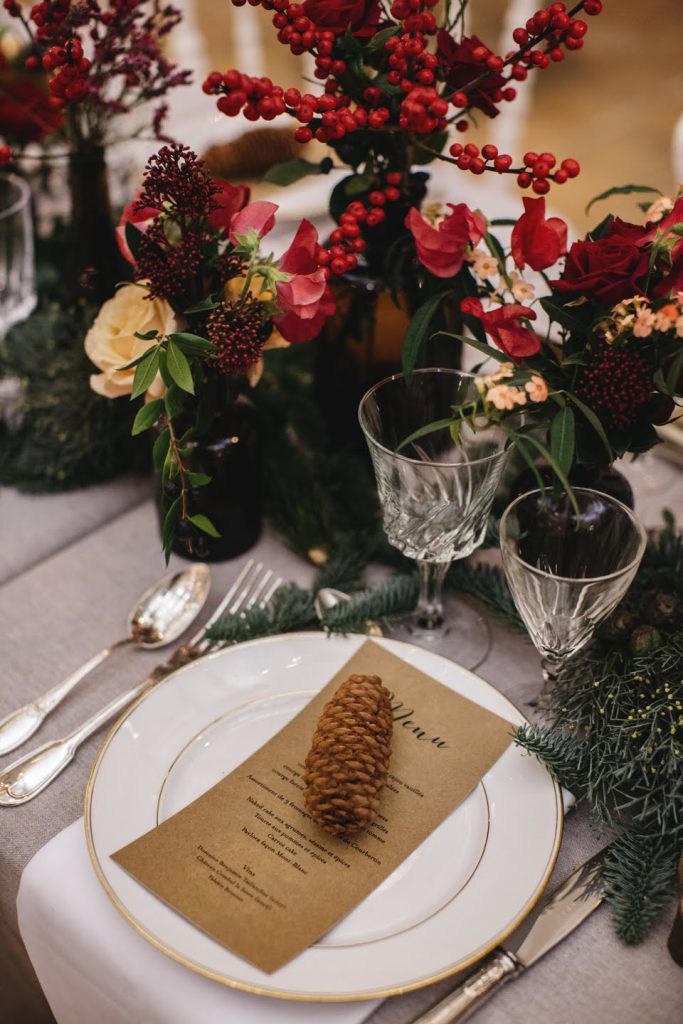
[446,142,579,193]
[0,144,12,165]
[509,1,601,67]
[576,345,652,430]
[40,37,91,102]
[316,174,403,277]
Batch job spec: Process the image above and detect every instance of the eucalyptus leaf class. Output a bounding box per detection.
[540,298,589,335]
[167,339,195,394]
[131,399,163,436]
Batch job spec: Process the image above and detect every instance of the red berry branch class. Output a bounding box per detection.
[204,0,603,195]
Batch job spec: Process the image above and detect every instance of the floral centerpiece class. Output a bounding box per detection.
[201,0,604,351]
[2,0,190,298]
[416,188,683,485]
[85,143,335,558]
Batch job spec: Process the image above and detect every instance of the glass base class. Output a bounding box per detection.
[384,594,492,670]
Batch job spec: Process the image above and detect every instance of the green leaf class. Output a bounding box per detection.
[585,184,661,216]
[396,417,458,453]
[168,332,214,357]
[402,293,447,378]
[189,513,221,538]
[512,431,579,515]
[540,297,589,335]
[262,157,333,186]
[161,498,180,563]
[131,399,163,436]
[346,173,376,196]
[569,392,614,462]
[550,406,576,477]
[166,339,195,394]
[413,131,448,165]
[665,348,683,395]
[164,383,184,420]
[131,349,160,400]
[363,25,398,57]
[183,296,220,314]
[117,345,158,372]
[134,329,159,341]
[186,471,211,487]
[437,330,508,365]
[152,427,170,470]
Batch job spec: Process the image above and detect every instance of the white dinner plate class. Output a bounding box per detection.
[85,633,562,1001]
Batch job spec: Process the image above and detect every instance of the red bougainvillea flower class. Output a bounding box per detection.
[437,31,506,118]
[274,219,335,343]
[207,181,250,233]
[229,200,278,244]
[116,195,160,264]
[302,0,381,37]
[511,197,567,271]
[406,204,486,278]
[461,297,540,359]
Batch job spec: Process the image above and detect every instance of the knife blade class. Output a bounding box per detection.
[409,851,605,1024]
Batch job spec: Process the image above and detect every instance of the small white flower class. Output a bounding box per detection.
[633,309,655,338]
[470,248,499,281]
[645,196,674,223]
[511,278,535,302]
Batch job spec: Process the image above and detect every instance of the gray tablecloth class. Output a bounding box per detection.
[0,476,152,585]
[1,478,683,1024]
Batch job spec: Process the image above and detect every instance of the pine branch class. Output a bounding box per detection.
[205,584,316,644]
[448,560,524,630]
[604,830,680,944]
[514,723,584,790]
[321,575,419,634]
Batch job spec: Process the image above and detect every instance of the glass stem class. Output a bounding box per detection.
[415,560,449,629]
[541,655,564,688]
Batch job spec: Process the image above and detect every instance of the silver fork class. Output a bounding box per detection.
[0,560,282,806]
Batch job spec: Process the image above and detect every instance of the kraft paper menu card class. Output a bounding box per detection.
[112,640,513,973]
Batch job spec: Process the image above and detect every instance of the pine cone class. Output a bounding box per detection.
[304,674,393,836]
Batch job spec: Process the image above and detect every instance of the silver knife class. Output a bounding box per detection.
[409,852,605,1024]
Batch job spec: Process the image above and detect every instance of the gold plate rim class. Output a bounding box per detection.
[84,631,564,1003]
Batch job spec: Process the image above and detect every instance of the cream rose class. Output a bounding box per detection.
[85,283,178,399]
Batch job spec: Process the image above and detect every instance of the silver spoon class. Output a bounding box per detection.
[0,564,211,756]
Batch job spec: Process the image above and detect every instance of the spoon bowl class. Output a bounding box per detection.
[128,565,211,648]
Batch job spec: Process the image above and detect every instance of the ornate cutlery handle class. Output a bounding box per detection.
[0,639,131,757]
[0,661,176,806]
[410,952,520,1024]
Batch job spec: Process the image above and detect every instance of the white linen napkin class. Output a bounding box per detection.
[17,819,379,1024]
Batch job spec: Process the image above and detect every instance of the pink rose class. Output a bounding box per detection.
[274,219,336,343]
[116,195,159,264]
[511,197,567,271]
[406,203,486,278]
[461,296,540,359]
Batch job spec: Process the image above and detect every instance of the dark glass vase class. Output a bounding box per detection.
[509,461,635,509]
[67,141,125,302]
[314,268,462,452]
[156,403,263,562]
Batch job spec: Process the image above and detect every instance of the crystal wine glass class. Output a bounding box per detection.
[499,487,647,685]
[0,173,36,334]
[359,368,510,668]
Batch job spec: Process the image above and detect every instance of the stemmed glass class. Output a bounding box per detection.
[499,487,647,685]
[0,173,36,423]
[359,368,510,668]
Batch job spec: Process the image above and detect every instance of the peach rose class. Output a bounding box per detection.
[85,283,178,399]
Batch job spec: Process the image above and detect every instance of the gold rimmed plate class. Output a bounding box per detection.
[85,633,562,1001]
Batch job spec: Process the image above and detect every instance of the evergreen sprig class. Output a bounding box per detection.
[320,574,419,633]
[604,831,681,945]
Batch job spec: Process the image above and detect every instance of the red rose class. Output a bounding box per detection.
[302,0,380,37]
[511,197,567,272]
[461,297,540,359]
[0,80,62,144]
[406,203,486,279]
[436,31,505,118]
[275,219,335,343]
[551,234,649,306]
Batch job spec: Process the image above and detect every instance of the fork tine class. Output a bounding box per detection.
[261,576,283,608]
[246,569,273,609]
[228,561,264,615]
[188,558,255,649]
